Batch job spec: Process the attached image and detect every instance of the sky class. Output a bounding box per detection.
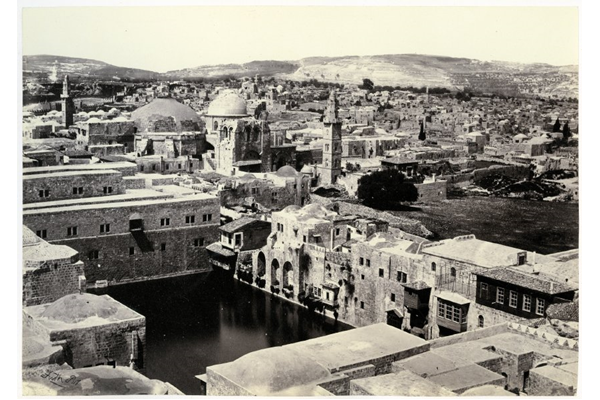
[21,4,579,73]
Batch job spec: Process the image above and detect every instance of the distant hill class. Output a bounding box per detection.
[23,54,578,98]
[23,55,159,81]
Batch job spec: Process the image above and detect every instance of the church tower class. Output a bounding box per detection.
[61,75,75,128]
[318,91,342,185]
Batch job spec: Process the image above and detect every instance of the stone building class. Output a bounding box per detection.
[205,91,272,175]
[218,166,312,211]
[22,163,220,286]
[72,118,136,157]
[203,322,578,396]
[131,97,207,174]
[23,293,146,372]
[22,226,85,307]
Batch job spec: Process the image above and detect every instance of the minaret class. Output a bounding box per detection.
[61,75,75,128]
[319,91,342,185]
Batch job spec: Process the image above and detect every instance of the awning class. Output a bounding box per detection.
[435,291,470,306]
[206,242,236,257]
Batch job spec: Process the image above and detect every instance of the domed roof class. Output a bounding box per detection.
[132,98,202,132]
[283,205,301,213]
[276,165,299,178]
[240,173,257,182]
[295,204,337,220]
[300,165,314,174]
[41,293,119,323]
[217,347,330,395]
[206,91,248,117]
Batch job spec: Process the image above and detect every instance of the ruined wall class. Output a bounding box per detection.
[23,171,125,204]
[220,176,310,210]
[87,121,136,152]
[23,259,85,306]
[414,180,448,202]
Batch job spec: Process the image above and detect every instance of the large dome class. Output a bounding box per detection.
[132,98,202,132]
[206,92,248,117]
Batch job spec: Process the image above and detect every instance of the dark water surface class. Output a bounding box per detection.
[91,272,351,395]
[394,196,579,254]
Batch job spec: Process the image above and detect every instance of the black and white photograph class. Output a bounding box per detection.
[16,1,589,396]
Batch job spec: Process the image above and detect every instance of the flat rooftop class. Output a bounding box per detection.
[23,191,218,215]
[421,236,525,268]
[351,370,456,396]
[286,323,428,372]
[23,169,122,180]
[22,162,137,176]
[23,189,174,211]
[426,364,504,393]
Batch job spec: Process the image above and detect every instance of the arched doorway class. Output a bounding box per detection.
[257,252,266,277]
[271,259,280,287]
[283,261,294,289]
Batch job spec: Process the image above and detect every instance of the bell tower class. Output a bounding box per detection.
[318,91,342,185]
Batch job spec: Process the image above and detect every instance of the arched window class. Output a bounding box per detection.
[478,315,484,328]
[213,120,219,132]
[431,262,436,272]
[451,267,456,277]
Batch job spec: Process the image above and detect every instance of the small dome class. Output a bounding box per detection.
[283,205,301,213]
[217,347,330,395]
[240,173,257,182]
[41,293,119,323]
[276,165,299,178]
[300,165,314,174]
[296,204,336,220]
[206,92,248,117]
[87,117,101,123]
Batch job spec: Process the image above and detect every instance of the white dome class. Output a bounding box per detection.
[206,92,248,117]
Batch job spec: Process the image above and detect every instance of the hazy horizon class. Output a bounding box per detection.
[22,6,579,73]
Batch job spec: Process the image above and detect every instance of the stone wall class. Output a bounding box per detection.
[414,180,448,202]
[528,368,576,396]
[23,171,125,204]
[23,197,220,284]
[23,260,85,306]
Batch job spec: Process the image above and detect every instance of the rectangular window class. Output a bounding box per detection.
[160,218,170,226]
[379,268,384,277]
[100,223,110,233]
[185,215,195,224]
[194,238,205,247]
[36,229,47,239]
[397,271,407,283]
[140,165,144,172]
[438,302,445,317]
[88,250,99,260]
[366,259,371,267]
[303,235,307,243]
[67,226,78,236]
[235,233,242,247]
[360,301,365,309]
[480,282,488,298]
[165,164,169,170]
[496,287,505,304]
[73,187,83,195]
[359,257,364,266]
[453,306,461,322]
[103,186,113,194]
[160,243,166,251]
[335,228,340,236]
[203,214,212,222]
[129,247,135,256]
[509,290,518,308]
[523,294,532,312]
[536,298,545,316]
[391,293,396,302]
[39,189,49,198]
[445,304,453,320]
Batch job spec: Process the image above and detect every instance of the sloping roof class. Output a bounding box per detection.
[475,267,575,295]
[220,217,270,233]
[436,291,470,305]
[205,242,236,257]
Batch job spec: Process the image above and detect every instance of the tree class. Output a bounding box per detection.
[553,117,561,132]
[418,121,426,141]
[360,78,374,91]
[562,121,571,143]
[357,169,418,209]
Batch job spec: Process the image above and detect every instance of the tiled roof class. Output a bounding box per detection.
[475,268,575,295]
